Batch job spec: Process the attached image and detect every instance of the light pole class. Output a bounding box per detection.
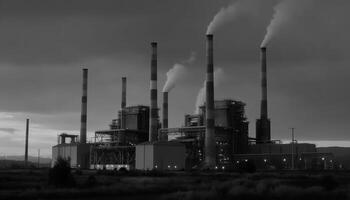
[290,128,295,170]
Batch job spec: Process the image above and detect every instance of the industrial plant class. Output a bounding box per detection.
[52,34,334,171]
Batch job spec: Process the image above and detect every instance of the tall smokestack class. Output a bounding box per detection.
[204,34,216,168]
[256,47,271,143]
[122,77,126,109]
[260,47,268,119]
[121,77,127,129]
[162,92,168,129]
[24,118,29,167]
[80,68,88,144]
[149,42,159,142]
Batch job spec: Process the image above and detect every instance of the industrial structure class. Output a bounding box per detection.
[159,99,249,169]
[90,75,149,170]
[51,34,334,171]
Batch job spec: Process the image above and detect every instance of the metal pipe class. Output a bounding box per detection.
[204,34,216,168]
[80,68,88,144]
[149,42,158,142]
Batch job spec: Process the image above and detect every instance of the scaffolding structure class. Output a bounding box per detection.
[90,129,148,170]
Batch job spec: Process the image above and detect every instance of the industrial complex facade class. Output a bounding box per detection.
[52,35,334,171]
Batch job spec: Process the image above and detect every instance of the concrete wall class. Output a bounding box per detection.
[135,142,185,170]
[249,143,316,154]
[51,143,90,168]
[135,144,154,170]
[52,144,78,167]
[154,143,186,170]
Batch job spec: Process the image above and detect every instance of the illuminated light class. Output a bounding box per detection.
[155,165,158,168]
[283,158,286,162]
[245,159,248,162]
[168,165,170,168]
[299,158,302,161]
[330,160,333,163]
[215,166,218,169]
[222,166,225,170]
[264,159,267,162]
[236,161,240,164]
[321,157,325,161]
[175,165,177,169]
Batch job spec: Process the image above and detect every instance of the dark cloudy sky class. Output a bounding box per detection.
[0,0,349,157]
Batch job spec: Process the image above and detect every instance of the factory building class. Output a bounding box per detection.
[90,105,150,170]
[160,99,249,169]
[233,46,335,170]
[52,133,90,168]
[51,35,336,172]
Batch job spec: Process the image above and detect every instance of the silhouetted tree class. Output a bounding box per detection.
[48,157,76,187]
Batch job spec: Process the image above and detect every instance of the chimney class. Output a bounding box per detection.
[256,47,271,143]
[149,42,159,142]
[122,77,127,109]
[80,68,88,144]
[162,92,168,129]
[24,118,29,167]
[260,47,268,119]
[204,34,216,168]
[121,77,127,129]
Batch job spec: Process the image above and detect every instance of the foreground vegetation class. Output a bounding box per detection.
[1,167,350,200]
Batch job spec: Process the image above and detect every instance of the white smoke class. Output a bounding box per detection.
[162,64,187,92]
[261,0,313,47]
[162,53,196,92]
[194,68,225,114]
[206,0,260,34]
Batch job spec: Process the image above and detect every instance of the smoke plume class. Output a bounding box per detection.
[261,0,313,47]
[194,68,225,114]
[162,53,196,92]
[206,0,260,34]
[162,64,187,92]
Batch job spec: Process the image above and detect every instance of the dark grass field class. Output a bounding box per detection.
[1,169,350,200]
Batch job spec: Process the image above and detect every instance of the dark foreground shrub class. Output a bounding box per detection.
[48,157,76,187]
[319,174,339,190]
[84,175,97,188]
[119,167,128,173]
[239,160,256,173]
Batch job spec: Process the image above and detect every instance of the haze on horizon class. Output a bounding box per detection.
[0,0,349,157]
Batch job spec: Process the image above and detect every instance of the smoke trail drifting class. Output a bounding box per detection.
[162,64,187,92]
[162,53,196,92]
[206,0,259,34]
[194,68,225,114]
[261,0,313,47]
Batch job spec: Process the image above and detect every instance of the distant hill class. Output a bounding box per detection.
[1,155,51,164]
[317,147,350,169]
